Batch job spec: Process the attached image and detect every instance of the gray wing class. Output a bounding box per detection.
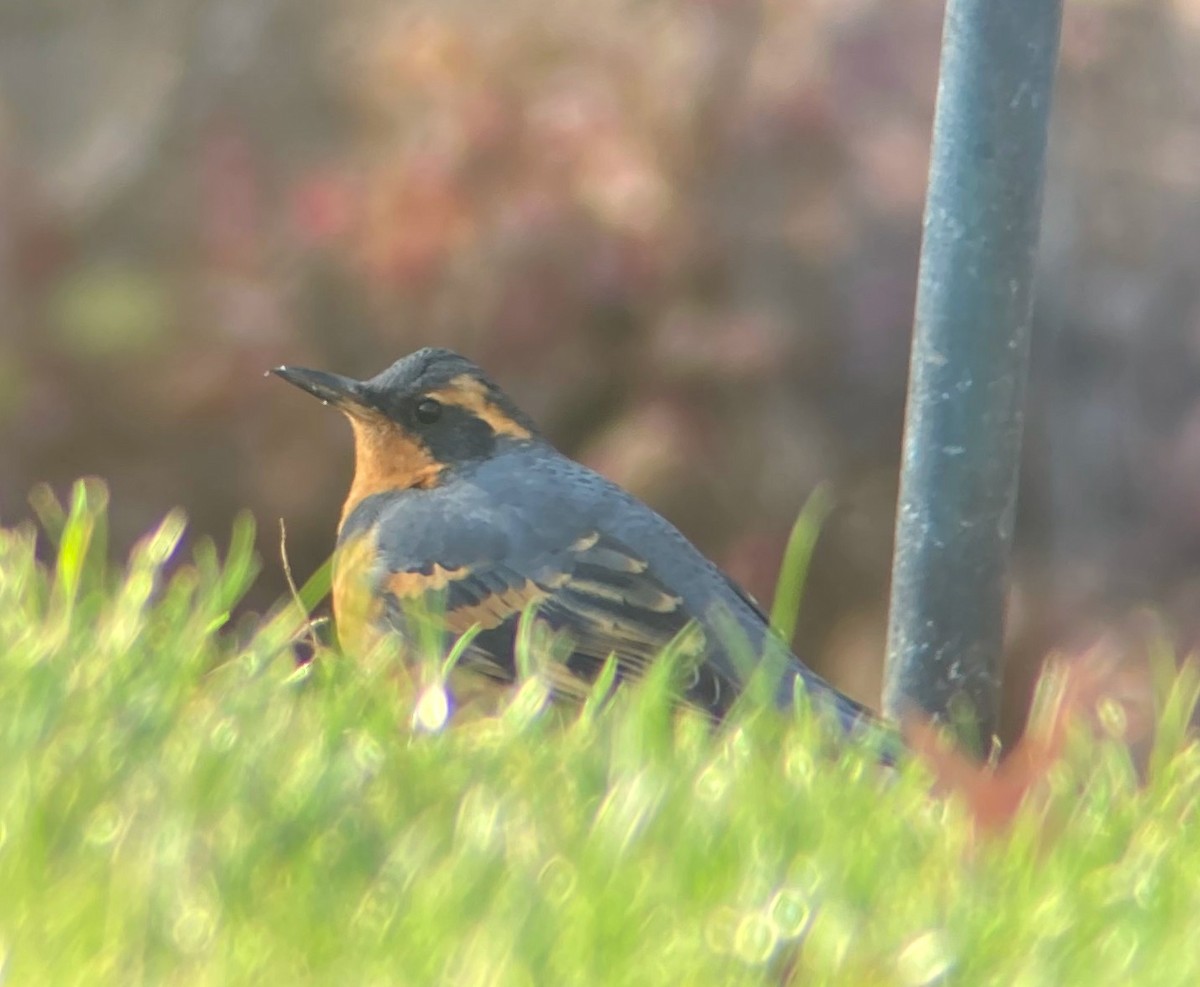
[355,479,737,713]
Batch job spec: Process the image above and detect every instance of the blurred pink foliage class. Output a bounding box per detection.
[2,0,1200,739]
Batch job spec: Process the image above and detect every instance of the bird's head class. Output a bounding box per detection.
[273,347,542,496]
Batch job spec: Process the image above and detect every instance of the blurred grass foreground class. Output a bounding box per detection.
[2,480,1200,986]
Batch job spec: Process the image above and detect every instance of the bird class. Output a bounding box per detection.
[272,347,882,735]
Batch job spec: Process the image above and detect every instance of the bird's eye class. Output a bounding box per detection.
[415,398,442,425]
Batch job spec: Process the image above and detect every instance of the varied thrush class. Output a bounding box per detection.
[274,347,879,731]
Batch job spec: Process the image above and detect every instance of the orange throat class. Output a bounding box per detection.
[339,414,443,530]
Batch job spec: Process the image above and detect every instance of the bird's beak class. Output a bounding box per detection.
[271,365,374,415]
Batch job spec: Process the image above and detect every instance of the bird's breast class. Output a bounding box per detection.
[331,525,386,653]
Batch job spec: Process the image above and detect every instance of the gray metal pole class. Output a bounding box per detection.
[883,0,1064,748]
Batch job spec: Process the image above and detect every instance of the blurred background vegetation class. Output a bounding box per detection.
[2,0,1199,742]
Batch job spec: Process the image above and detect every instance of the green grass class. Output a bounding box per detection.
[2,480,1200,985]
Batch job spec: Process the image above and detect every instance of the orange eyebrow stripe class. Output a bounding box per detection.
[427,374,532,441]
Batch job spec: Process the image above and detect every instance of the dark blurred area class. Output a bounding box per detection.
[2,0,1199,742]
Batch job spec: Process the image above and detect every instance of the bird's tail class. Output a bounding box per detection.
[781,664,903,766]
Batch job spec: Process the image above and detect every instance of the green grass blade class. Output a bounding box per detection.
[7,482,1200,987]
[769,483,833,646]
